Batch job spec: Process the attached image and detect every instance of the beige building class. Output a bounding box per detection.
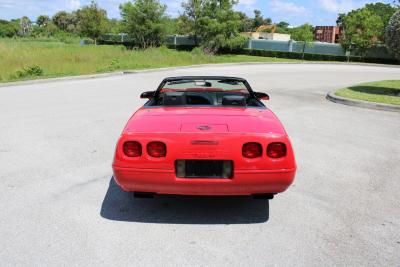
[241,32,291,41]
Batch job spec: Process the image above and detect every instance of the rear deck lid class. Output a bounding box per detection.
[180,124,228,133]
[124,107,286,135]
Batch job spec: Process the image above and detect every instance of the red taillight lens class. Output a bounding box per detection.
[123,141,142,157]
[242,142,262,158]
[147,142,167,157]
[267,142,287,158]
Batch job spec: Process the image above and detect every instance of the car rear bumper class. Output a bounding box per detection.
[112,166,296,196]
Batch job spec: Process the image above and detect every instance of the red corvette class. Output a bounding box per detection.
[112,76,296,199]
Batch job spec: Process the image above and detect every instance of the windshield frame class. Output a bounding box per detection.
[153,76,256,100]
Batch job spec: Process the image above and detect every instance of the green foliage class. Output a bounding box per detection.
[0,39,295,82]
[364,3,396,29]
[198,0,245,53]
[76,1,109,44]
[163,18,179,35]
[178,0,203,44]
[13,65,44,79]
[36,15,50,27]
[276,21,290,34]
[236,12,253,32]
[291,24,314,59]
[179,0,245,53]
[108,19,123,34]
[190,47,204,55]
[386,11,400,60]
[336,13,346,26]
[253,10,272,29]
[291,24,314,42]
[52,11,77,32]
[0,20,19,37]
[338,3,395,42]
[120,0,167,48]
[340,8,383,57]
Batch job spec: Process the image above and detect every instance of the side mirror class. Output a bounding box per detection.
[140,91,155,99]
[254,92,269,100]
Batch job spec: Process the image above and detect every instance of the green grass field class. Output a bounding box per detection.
[0,39,298,83]
[335,80,400,106]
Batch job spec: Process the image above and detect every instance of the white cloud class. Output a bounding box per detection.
[318,0,376,13]
[67,0,81,10]
[269,0,307,15]
[237,0,257,9]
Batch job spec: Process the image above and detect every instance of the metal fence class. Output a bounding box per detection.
[167,35,393,60]
[98,34,394,60]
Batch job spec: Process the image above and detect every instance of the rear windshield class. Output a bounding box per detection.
[161,79,249,94]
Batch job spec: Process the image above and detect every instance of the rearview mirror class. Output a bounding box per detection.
[140,91,155,99]
[254,92,269,100]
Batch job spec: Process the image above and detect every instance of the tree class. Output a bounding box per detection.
[386,11,400,60]
[178,0,204,45]
[108,18,123,34]
[340,8,383,57]
[276,21,290,34]
[237,12,253,32]
[336,13,346,26]
[163,17,179,35]
[52,11,77,32]
[197,0,246,53]
[337,3,395,42]
[277,21,289,28]
[36,15,50,27]
[178,0,246,53]
[120,0,167,48]
[253,9,271,29]
[19,16,31,36]
[291,24,314,59]
[76,1,109,44]
[0,19,19,37]
[365,3,396,28]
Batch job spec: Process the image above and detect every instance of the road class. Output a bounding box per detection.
[0,63,399,266]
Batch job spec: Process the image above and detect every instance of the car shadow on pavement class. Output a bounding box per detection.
[100,177,269,224]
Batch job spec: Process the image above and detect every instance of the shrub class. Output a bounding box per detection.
[13,66,44,79]
[190,47,204,55]
[386,11,400,60]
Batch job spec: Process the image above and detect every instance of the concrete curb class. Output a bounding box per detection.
[0,71,126,88]
[326,92,400,112]
[1,61,399,88]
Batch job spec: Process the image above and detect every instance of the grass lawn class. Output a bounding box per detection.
[0,38,298,83]
[335,80,400,106]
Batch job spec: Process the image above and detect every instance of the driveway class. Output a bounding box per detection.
[0,63,399,266]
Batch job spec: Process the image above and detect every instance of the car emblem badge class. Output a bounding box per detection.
[198,125,211,131]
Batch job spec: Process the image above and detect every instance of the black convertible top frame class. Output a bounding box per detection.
[153,76,256,100]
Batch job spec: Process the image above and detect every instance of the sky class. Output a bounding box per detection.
[0,0,393,26]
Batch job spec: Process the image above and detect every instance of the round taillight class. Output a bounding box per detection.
[242,142,262,158]
[123,141,142,157]
[147,142,166,158]
[267,142,287,158]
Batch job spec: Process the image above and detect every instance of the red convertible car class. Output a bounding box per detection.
[112,76,296,199]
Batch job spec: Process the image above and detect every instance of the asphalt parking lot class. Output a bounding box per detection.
[1,63,399,266]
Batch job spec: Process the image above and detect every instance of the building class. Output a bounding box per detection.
[314,26,342,43]
[241,32,291,41]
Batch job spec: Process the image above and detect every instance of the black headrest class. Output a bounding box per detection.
[222,95,246,106]
[163,92,186,106]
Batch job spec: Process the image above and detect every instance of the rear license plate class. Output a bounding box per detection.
[175,160,233,179]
